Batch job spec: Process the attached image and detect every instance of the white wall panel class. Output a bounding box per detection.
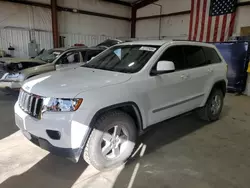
[137,0,191,17]
[136,14,189,40]
[0,1,51,31]
[34,31,53,50]
[0,28,53,57]
[136,0,191,39]
[234,6,250,36]
[160,14,189,39]
[136,19,159,38]
[59,11,130,38]
[0,29,30,57]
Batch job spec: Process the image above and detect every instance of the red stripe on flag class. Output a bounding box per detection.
[188,0,195,40]
[192,0,201,41]
[213,16,220,42]
[206,16,212,42]
[199,0,207,42]
[220,15,227,42]
[228,12,236,39]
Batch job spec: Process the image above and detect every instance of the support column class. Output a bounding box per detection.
[51,0,59,48]
[131,7,136,38]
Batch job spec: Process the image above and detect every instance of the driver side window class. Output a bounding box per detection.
[158,46,186,70]
[56,52,80,64]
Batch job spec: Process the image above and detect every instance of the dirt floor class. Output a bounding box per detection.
[0,92,250,188]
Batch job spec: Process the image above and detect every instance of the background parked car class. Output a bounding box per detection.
[0,48,65,78]
[0,39,122,94]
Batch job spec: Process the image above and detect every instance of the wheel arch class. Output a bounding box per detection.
[202,79,227,106]
[27,74,38,79]
[211,80,227,96]
[89,102,144,135]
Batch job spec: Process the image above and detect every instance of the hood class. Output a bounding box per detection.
[20,63,54,75]
[0,57,12,63]
[0,58,48,75]
[22,68,132,98]
[0,57,45,64]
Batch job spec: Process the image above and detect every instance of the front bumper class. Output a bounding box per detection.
[0,80,21,95]
[14,102,91,162]
[29,133,80,162]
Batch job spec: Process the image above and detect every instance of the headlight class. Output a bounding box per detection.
[5,73,24,82]
[43,98,83,112]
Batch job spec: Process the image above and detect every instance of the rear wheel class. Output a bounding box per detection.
[197,89,224,122]
[83,110,137,171]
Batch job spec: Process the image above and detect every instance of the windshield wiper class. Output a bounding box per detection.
[81,64,93,68]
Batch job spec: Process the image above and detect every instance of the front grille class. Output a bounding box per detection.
[18,90,43,119]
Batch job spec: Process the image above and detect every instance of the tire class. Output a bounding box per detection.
[83,110,137,171]
[197,89,224,122]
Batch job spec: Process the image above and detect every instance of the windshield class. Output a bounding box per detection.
[35,49,63,63]
[82,45,159,73]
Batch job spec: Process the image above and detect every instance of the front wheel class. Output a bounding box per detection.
[83,110,137,171]
[197,89,224,122]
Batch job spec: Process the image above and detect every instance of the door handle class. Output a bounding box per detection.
[208,68,214,73]
[181,74,188,79]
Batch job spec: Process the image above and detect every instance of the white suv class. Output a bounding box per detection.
[14,40,227,171]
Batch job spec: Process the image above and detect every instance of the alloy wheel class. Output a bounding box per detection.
[210,95,222,115]
[101,125,128,159]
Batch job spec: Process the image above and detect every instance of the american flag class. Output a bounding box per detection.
[188,0,238,42]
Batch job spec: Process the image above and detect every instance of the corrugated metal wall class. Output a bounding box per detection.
[61,33,114,47]
[34,30,53,51]
[0,29,30,57]
[0,1,130,58]
[0,28,116,57]
[0,28,53,57]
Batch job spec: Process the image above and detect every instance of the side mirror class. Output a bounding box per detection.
[151,61,175,76]
[55,64,61,70]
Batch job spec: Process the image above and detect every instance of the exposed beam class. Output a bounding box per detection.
[131,7,136,38]
[102,0,131,7]
[133,0,158,9]
[57,6,130,21]
[237,1,250,7]
[51,0,59,48]
[0,0,50,8]
[137,10,191,20]
[0,0,130,21]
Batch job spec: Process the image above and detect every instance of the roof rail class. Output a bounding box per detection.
[172,39,204,42]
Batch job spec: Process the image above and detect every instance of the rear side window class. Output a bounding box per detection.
[203,47,221,64]
[158,46,186,70]
[183,46,207,68]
